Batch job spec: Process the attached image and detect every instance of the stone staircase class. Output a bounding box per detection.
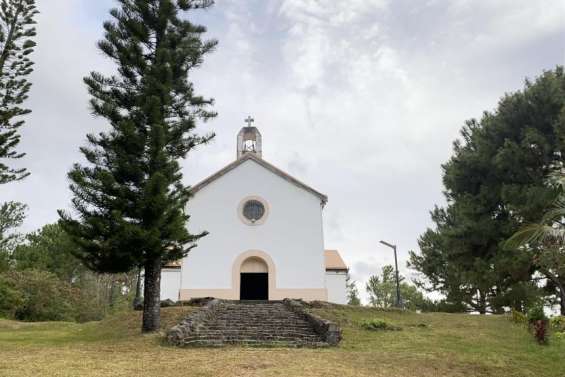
[167,300,340,347]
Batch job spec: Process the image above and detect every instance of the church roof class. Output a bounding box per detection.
[189,153,328,205]
[324,250,348,271]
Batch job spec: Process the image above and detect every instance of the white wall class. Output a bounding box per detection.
[182,159,326,291]
[160,269,181,301]
[325,271,347,304]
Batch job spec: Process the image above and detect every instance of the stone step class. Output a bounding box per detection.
[185,334,322,341]
[203,324,313,330]
[212,318,309,324]
[192,331,320,338]
[167,300,340,348]
[181,339,330,348]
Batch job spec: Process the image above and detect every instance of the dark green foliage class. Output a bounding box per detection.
[360,318,401,331]
[1,270,76,321]
[12,223,85,282]
[0,274,22,318]
[527,305,547,323]
[0,0,38,184]
[409,67,565,313]
[0,221,140,322]
[505,171,565,315]
[59,0,217,332]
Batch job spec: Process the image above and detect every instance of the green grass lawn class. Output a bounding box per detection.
[0,306,563,377]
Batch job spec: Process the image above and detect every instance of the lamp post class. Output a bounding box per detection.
[380,240,402,308]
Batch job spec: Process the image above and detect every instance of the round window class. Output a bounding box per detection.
[242,200,265,222]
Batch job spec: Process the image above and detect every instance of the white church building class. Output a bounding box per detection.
[160,121,349,304]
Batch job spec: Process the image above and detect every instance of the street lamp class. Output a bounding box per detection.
[380,240,402,308]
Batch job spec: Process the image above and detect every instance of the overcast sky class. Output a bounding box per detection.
[1,0,564,302]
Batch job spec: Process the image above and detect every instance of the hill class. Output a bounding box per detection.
[0,305,563,377]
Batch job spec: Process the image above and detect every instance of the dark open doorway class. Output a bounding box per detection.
[240,273,268,300]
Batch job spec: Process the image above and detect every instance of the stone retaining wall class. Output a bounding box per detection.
[167,299,222,346]
[282,299,342,345]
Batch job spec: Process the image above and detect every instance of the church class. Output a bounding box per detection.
[160,119,349,304]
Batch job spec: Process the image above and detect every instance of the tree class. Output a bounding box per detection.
[366,265,430,310]
[12,223,85,282]
[409,67,565,313]
[0,0,38,184]
[59,0,217,332]
[0,201,26,271]
[366,265,397,308]
[345,273,361,306]
[505,171,565,315]
[0,269,76,321]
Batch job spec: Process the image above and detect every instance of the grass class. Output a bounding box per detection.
[0,306,564,377]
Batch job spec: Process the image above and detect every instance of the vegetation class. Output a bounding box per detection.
[0,222,138,322]
[409,67,565,314]
[345,273,361,306]
[0,0,38,184]
[58,0,218,332]
[366,265,432,311]
[0,306,564,377]
[0,201,26,269]
[359,318,401,331]
[505,171,565,315]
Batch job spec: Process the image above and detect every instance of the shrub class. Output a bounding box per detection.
[0,276,23,318]
[1,270,77,322]
[527,305,547,323]
[550,316,565,333]
[527,305,548,344]
[360,318,402,331]
[510,309,527,325]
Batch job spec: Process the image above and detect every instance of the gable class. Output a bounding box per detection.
[189,154,328,205]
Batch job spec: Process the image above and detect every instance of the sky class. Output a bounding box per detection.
[1,0,564,302]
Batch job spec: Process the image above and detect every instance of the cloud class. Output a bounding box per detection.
[1,0,563,305]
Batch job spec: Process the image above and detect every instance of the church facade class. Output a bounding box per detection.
[160,123,348,304]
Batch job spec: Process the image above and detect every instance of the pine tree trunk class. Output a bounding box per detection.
[133,267,143,309]
[142,257,161,333]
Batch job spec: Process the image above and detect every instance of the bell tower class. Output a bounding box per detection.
[237,116,262,159]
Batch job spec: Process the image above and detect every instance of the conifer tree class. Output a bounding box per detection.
[59,0,217,332]
[409,67,565,313]
[0,0,37,184]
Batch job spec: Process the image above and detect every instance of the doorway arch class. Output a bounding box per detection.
[240,257,268,300]
[233,251,276,300]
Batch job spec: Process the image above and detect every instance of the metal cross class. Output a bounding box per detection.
[244,116,255,127]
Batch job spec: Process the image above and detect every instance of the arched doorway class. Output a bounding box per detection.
[240,257,268,300]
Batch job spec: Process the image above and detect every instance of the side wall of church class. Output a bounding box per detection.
[179,159,327,300]
[325,271,347,304]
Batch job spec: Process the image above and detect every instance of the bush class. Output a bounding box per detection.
[550,316,565,333]
[0,270,77,322]
[527,305,547,323]
[510,309,527,325]
[0,276,23,318]
[527,304,548,344]
[360,318,402,331]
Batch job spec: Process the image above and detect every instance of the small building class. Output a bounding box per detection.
[161,121,348,304]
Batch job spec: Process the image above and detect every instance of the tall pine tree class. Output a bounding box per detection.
[410,67,565,313]
[0,0,37,184]
[59,0,217,332]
